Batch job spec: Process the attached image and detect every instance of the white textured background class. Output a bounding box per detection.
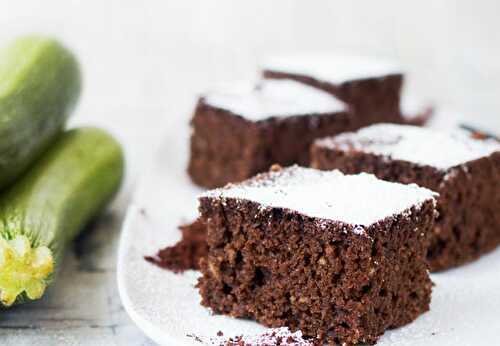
[2,1,500,173]
[0,1,499,345]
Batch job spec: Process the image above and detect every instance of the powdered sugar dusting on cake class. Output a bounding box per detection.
[353,225,366,235]
[263,53,402,84]
[210,327,313,346]
[316,123,500,170]
[202,166,437,227]
[203,79,346,121]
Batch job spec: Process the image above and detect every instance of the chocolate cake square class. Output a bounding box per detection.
[311,123,500,271]
[197,166,437,345]
[262,54,404,126]
[188,80,351,188]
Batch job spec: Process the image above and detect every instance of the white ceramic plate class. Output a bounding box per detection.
[117,112,500,346]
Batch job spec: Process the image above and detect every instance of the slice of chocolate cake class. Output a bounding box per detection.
[262,54,404,126]
[188,80,351,188]
[311,123,500,271]
[197,166,437,345]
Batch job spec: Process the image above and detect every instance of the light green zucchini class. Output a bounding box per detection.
[0,35,81,190]
[0,127,124,307]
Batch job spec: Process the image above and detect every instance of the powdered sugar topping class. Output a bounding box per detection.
[262,53,402,84]
[316,123,500,170]
[203,79,346,121]
[209,327,313,346]
[202,166,436,227]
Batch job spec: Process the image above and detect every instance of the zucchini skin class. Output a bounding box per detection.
[0,36,81,190]
[0,127,124,306]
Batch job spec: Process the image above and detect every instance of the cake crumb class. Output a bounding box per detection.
[214,327,313,346]
[270,164,283,172]
[187,333,203,343]
[145,218,207,273]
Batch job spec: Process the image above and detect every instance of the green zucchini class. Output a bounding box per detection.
[0,35,81,190]
[0,127,124,307]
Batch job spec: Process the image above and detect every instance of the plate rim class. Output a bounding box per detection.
[116,108,498,345]
[117,204,195,346]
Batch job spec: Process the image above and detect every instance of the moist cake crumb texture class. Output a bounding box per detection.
[189,54,408,189]
[315,123,500,170]
[311,123,500,271]
[203,79,347,121]
[145,219,207,273]
[198,166,436,345]
[188,82,353,189]
[202,165,437,227]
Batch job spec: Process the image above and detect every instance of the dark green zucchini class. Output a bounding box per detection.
[0,127,124,307]
[0,35,81,190]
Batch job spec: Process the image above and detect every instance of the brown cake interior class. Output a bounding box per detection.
[197,197,435,345]
[145,218,207,273]
[188,101,264,188]
[311,147,500,271]
[188,100,352,188]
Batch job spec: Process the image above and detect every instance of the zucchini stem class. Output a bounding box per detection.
[0,235,53,306]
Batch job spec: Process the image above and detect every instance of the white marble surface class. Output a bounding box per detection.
[0,1,499,345]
